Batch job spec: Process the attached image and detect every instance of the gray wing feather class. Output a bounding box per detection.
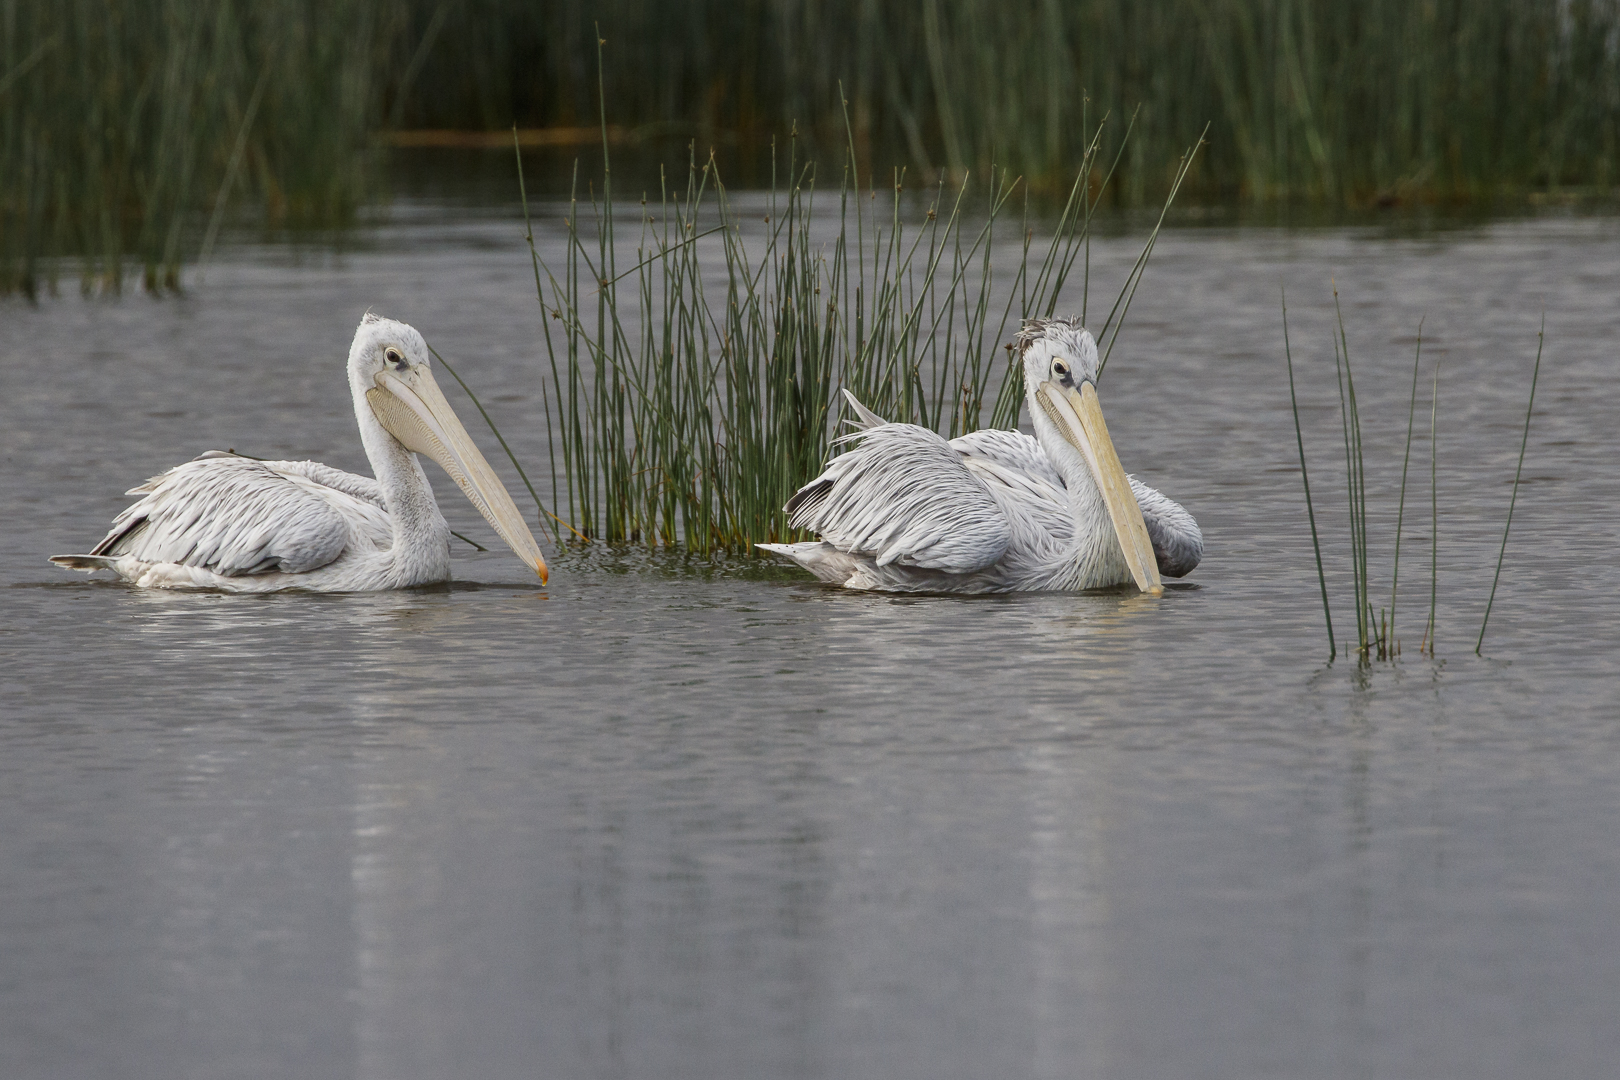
[91,456,382,575]
[263,460,384,509]
[950,428,1072,541]
[786,423,1011,573]
[1129,477,1204,578]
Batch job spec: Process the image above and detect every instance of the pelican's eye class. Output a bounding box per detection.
[385,347,405,368]
[1052,360,1070,378]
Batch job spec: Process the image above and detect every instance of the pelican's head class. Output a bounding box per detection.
[348,313,549,584]
[1018,316,1101,393]
[1016,317,1161,594]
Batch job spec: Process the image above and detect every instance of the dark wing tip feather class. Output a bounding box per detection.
[50,554,116,571]
[784,477,833,524]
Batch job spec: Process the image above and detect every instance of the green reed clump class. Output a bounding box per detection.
[0,0,389,296]
[1286,295,1544,663]
[517,88,1201,552]
[1287,295,1426,662]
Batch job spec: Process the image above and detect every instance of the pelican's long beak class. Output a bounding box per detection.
[367,368,549,584]
[1035,379,1162,595]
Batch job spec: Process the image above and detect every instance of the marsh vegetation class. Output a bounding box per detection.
[0,0,385,296]
[6,0,1620,292]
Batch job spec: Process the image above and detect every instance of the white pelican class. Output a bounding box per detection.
[51,314,548,591]
[759,317,1201,593]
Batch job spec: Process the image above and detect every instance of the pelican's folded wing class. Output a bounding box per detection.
[1128,477,1203,578]
[79,456,385,576]
[785,423,1011,573]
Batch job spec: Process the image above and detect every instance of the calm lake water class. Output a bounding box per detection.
[3,202,1619,1080]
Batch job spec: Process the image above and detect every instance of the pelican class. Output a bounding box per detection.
[759,317,1201,593]
[51,314,548,591]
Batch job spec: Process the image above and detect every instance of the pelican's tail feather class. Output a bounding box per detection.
[757,541,869,586]
[50,554,118,572]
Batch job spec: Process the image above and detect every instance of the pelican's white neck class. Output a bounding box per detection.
[350,370,450,566]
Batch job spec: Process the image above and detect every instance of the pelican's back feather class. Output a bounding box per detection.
[57,455,389,577]
[949,428,1064,489]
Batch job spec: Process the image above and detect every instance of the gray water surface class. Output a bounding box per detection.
[3,209,1620,1080]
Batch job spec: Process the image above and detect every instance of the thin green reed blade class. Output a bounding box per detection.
[1477,317,1545,655]
[1284,288,1336,661]
[1332,318,1366,655]
[1332,286,1370,657]
[1097,122,1207,377]
[991,114,1134,431]
[1426,357,1441,655]
[428,344,576,541]
[1389,319,1424,651]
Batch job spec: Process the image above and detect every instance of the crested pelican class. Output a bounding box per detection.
[51,314,548,591]
[759,317,1201,593]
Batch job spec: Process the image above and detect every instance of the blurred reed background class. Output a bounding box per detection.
[5,0,1620,293]
[0,0,388,295]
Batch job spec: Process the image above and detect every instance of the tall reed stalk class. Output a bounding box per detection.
[1422,358,1440,656]
[1387,322,1424,653]
[1283,288,1335,660]
[1476,319,1544,654]
[1329,287,1386,659]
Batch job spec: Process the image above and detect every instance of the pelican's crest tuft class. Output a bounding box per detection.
[1014,316,1089,357]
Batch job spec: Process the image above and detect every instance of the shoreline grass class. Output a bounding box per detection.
[8,1,1620,293]
[387,0,1620,205]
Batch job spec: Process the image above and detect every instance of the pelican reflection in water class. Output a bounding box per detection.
[53,314,547,591]
[760,318,1202,593]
